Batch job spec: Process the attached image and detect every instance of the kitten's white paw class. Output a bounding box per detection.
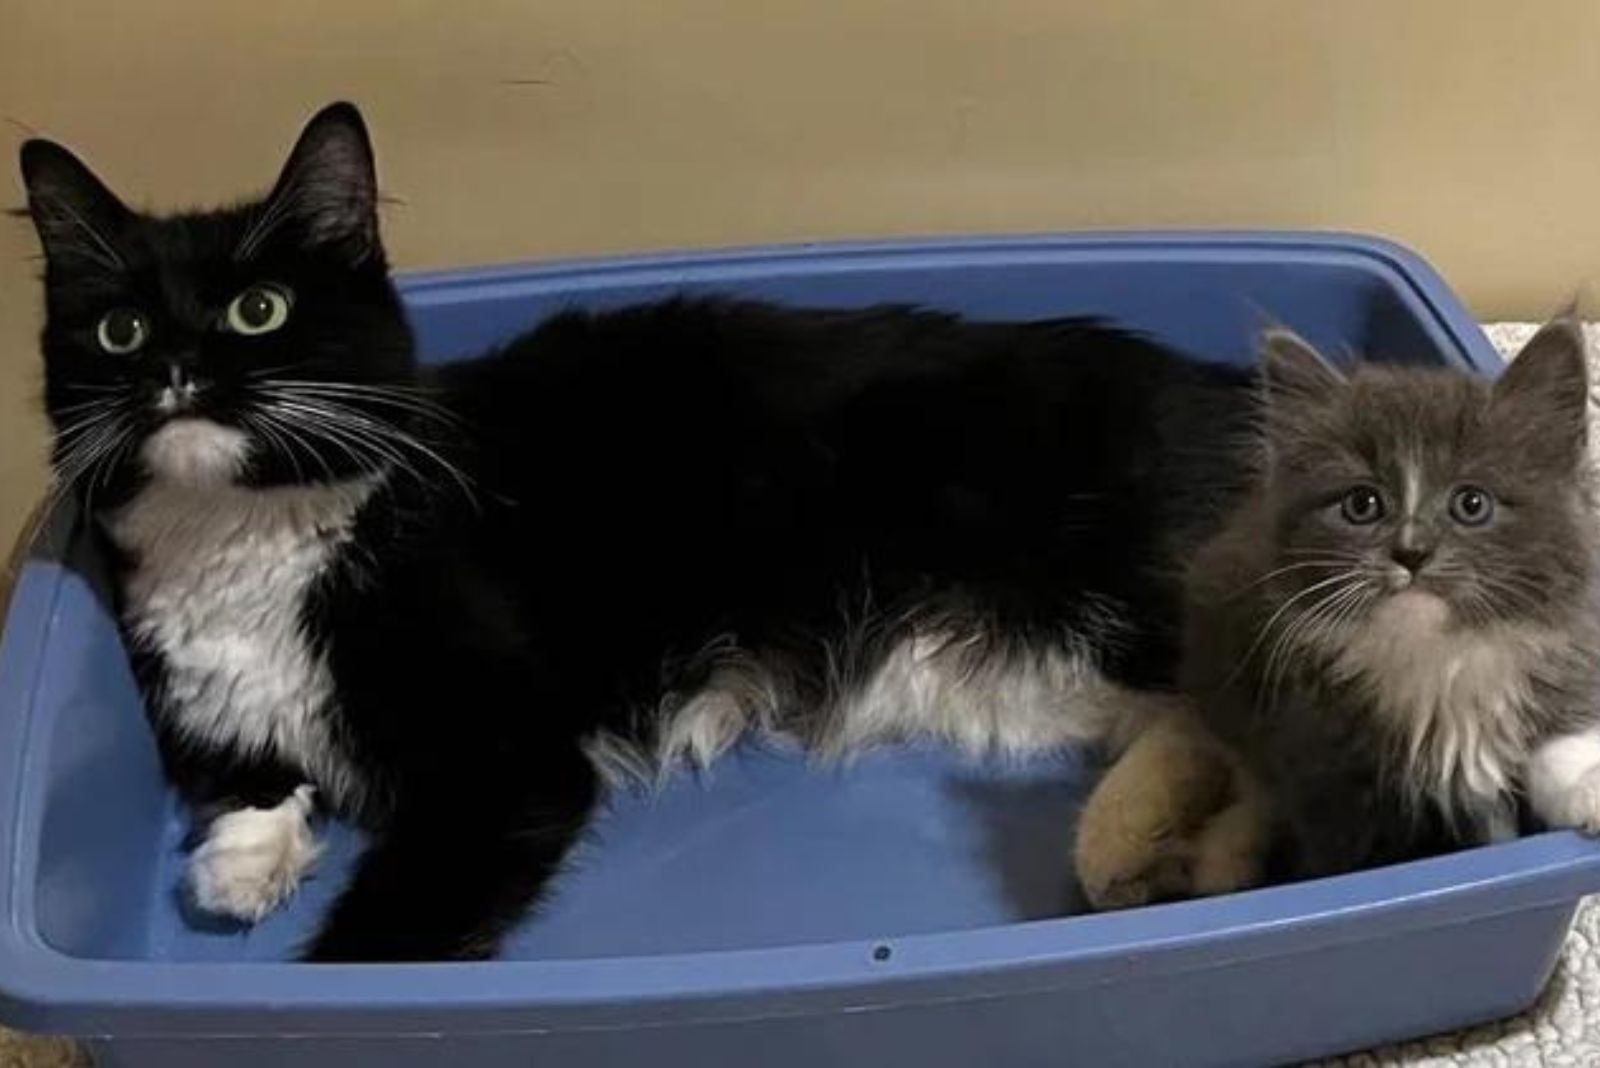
[1530,733,1600,835]
[1550,767,1600,835]
[188,785,322,923]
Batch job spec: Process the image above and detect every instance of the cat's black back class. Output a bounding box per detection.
[437,297,1253,706]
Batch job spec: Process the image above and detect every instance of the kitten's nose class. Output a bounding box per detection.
[1391,545,1433,573]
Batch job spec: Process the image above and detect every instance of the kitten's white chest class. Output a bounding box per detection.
[1333,593,1548,816]
[107,477,378,804]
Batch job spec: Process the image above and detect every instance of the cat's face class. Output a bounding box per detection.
[1257,321,1593,636]
[20,102,417,498]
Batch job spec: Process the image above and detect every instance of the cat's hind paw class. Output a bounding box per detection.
[188,785,322,924]
[1074,707,1257,911]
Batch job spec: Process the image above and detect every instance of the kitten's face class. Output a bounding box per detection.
[1257,322,1593,636]
[20,102,416,497]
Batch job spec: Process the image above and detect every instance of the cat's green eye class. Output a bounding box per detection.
[96,308,148,355]
[1449,485,1495,526]
[1339,486,1384,525]
[225,282,293,336]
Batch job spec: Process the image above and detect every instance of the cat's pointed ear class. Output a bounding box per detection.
[258,102,379,262]
[1493,315,1589,458]
[1258,328,1345,407]
[18,139,130,271]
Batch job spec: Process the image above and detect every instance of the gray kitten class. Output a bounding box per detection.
[1185,319,1600,878]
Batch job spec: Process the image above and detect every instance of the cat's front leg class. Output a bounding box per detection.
[303,740,599,962]
[188,785,324,923]
[161,742,325,924]
[1528,731,1600,833]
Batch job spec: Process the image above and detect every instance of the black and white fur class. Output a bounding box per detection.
[20,103,1256,960]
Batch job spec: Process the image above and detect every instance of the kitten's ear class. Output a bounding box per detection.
[18,139,130,270]
[1493,316,1589,457]
[259,101,379,262]
[1258,328,1346,407]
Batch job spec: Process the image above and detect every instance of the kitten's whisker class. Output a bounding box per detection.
[1280,548,1370,564]
[1224,572,1358,689]
[1468,575,1545,618]
[1480,571,1554,600]
[1257,579,1366,712]
[1225,559,1355,600]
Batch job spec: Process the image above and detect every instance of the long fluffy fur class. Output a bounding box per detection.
[21,103,1257,960]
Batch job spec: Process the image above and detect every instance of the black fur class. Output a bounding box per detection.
[21,102,1255,960]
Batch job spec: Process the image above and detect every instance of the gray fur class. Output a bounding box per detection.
[1186,320,1600,876]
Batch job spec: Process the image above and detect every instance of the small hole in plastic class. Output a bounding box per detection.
[872,944,892,962]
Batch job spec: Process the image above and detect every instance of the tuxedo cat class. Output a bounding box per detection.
[20,102,1253,960]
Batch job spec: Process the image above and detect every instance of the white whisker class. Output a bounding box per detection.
[254,391,476,506]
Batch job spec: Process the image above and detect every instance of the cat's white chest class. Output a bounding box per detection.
[1333,593,1546,816]
[107,477,378,804]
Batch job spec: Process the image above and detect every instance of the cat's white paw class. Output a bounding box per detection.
[1549,766,1600,835]
[1529,733,1600,835]
[188,785,322,923]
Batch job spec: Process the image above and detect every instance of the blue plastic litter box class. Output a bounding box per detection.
[2,232,1597,1068]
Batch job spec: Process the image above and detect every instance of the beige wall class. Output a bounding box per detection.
[3,1,1599,551]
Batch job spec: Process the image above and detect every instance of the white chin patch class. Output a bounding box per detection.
[142,418,250,485]
[1374,589,1451,634]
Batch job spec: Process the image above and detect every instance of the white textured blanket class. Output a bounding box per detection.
[0,324,1594,1067]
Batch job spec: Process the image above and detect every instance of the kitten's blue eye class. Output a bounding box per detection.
[1449,485,1495,526]
[1339,486,1384,525]
[96,308,148,355]
[225,283,293,335]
